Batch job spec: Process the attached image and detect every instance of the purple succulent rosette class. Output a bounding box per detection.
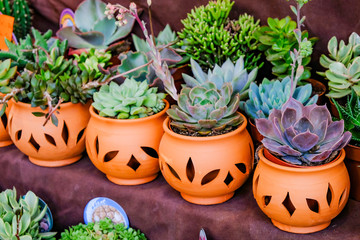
[255,98,352,165]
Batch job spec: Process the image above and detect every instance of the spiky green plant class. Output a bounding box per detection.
[333,90,360,146]
[0,59,17,87]
[167,81,242,135]
[0,28,67,71]
[92,79,166,119]
[0,0,32,40]
[178,0,262,71]
[182,57,257,101]
[60,218,147,240]
[0,47,113,126]
[0,188,56,240]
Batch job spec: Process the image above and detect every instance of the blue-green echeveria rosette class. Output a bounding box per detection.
[240,77,318,119]
[166,81,242,136]
[255,98,351,165]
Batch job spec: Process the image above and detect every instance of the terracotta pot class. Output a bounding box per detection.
[8,100,91,167]
[0,100,13,147]
[253,148,350,234]
[344,144,360,201]
[305,78,326,105]
[249,118,263,145]
[159,114,254,205]
[86,100,169,185]
[328,98,340,119]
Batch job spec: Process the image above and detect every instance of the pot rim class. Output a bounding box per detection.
[259,147,345,173]
[10,98,87,110]
[89,99,169,123]
[163,112,248,141]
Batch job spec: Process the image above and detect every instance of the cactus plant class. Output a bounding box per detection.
[333,90,360,146]
[92,79,166,119]
[0,188,56,240]
[0,28,67,71]
[178,0,262,71]
[0,0,32,40]
[166,81,242,136]
[56,0,134,51]
[182,57,257,101]
[256,98,352,165]
[60,218,146,240]
[255,16,317,81]
[240,77,318,119]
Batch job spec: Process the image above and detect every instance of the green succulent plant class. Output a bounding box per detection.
[182,57,257,101]
[318,32,360,98]
[92,79,166,119]
[60,218,147,240]
[255,16,317,81]
[167,81,242,136]
[56,0,134,51]
[333,90,360,146]
[0,188,56,240]
[178,0,262,71]
[0,28,67,71]
[0,59,17,88]
[240,77,318,119]
[0,47,113,126]
[0,0,32,40]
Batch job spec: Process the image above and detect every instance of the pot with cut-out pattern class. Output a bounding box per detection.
[0,99,13,147]
[253,147,350,234]
[86,100,169,185]
[8,100,91,167]
[159,114,254,205]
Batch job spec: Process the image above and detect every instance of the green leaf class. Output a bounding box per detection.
[51,114,59,127]
[32,112,46,117]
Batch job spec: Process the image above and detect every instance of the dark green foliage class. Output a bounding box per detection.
[255,16,317,81]
[333,90,360,145]
[178,0,262,71]
[0,28,67,71]
[60,218,147,240]
[0,0,32,40]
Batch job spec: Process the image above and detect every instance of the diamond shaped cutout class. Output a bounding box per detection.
[235,163,246,174]
[224,172,233,187]
[28,134,40,152]
[282,192,296,216]
[127,155,140,171]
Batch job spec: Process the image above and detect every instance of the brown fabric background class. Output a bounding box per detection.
[29,0,360,77]
[0,145,359,240]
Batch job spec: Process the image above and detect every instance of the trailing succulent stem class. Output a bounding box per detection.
[178,0,262,71]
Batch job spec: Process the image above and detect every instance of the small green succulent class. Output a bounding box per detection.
[60,218,147,240]
[318,32,360,98]
[178,0,262,71]
[92,79,166,119]
[0,0,32,40]
[0,188,56,240]
[56,0,134,51]
[0,59,17,88]
[240,77,318,119]
[255,16,317,81]
[333,90,360,146]
[167,81,242,135]
[182,57,257,101]
[0,28,67,71]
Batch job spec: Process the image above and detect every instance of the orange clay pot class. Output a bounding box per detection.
[0,99,13,147]
[86,100,169,185]
[253,147,350,234]
[249,118,263,145]
[344,144,360,201]
[159,114,254,205]
[8,100,91,167]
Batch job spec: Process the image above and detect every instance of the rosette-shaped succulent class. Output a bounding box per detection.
[240,77,318,119]
[92,79,166,119]
[183,58,257,100]
[256,98,351,165]
[167,81,242,135]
